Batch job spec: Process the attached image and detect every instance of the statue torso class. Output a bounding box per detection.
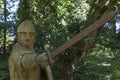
[8,43,41,80]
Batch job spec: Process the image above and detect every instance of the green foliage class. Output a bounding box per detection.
[0,56,9,80]
[17,0,31,20]
[0,0,120,80]
[76,44,120,80]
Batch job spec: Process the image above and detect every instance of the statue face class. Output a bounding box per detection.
[18,32,36,49]
[17,20,36,49]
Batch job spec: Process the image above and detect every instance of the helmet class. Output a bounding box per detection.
[17,20,36,33]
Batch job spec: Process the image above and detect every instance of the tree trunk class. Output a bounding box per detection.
[83,0,118,55]
[3,0,7,55]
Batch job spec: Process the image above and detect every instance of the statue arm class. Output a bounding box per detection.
[35,53,49,67]
[21,53,49,69]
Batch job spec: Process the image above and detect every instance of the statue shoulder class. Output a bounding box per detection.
[12,43,34,55]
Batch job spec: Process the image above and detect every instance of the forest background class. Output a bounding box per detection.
[0,0,120,80]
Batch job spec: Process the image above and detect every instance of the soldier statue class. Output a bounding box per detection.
[8,20,53,80]
[8,11,116,80]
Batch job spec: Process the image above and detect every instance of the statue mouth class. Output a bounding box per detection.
[25,43,34,49]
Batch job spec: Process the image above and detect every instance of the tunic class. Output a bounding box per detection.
[8,43,53,80]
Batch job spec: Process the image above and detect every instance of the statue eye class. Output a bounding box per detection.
[19,32,27,35]
[30,32,36,36]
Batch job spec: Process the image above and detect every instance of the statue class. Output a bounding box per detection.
[8,20,53,80]
[8,12,116,80]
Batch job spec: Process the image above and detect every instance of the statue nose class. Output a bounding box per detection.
[26,33,30,40]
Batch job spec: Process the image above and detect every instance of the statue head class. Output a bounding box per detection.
[17,20,36,49]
